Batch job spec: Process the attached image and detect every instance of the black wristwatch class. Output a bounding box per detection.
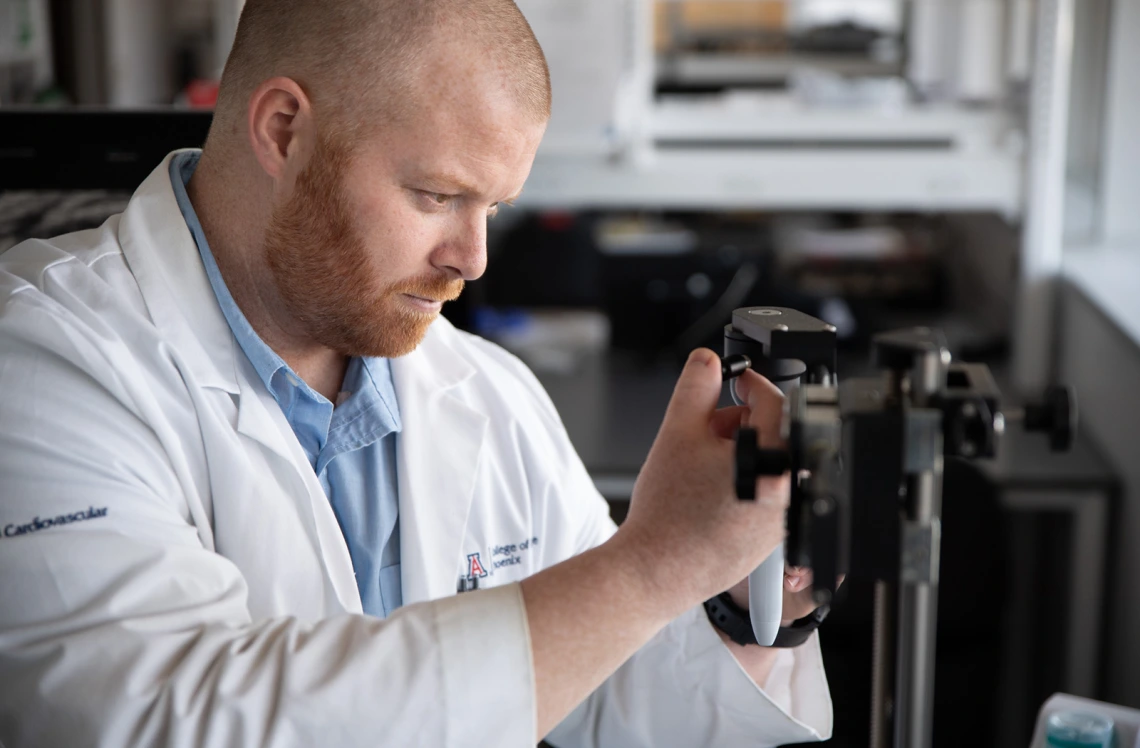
[703,591,830,648]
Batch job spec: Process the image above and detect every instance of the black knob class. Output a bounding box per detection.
[721,354,752,381]
[1024,386,1077,452]
[735,427,791,500]
[872,327,949,372]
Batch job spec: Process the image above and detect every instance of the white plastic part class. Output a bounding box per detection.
[957,0,1006,102]
[748,544,785,646]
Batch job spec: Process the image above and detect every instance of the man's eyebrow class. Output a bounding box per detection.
[420,172,523,204]
[419,172,481,194]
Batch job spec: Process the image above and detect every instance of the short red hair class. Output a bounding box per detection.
[211,0,550,141]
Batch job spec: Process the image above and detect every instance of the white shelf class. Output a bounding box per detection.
[519,147,1021,213]
[657,52,899,83]
[521,102,1024,214]
[650,97,1014,145]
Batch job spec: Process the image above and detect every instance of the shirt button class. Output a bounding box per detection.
[286,374,302,387]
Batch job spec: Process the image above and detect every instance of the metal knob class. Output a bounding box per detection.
[1023,385,1077,452]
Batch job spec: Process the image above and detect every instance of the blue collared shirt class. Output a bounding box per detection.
[170,150,403,617]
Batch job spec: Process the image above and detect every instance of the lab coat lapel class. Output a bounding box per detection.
[117,150,240,395]
[119,152,361,614]
[392,327,488,604]
[121,153,306,470]
[232,359,362,613]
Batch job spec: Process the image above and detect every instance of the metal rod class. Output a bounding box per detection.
[895,470,943,748]
[871,580,896,748]
[893,340,945,748]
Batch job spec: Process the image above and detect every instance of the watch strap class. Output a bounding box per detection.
[703,591,758,646]
[771,603,830,648]
[703,591,830,648]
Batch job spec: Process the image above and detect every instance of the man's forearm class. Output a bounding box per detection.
[519,529,691,741]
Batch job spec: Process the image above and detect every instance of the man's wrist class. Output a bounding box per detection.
[606,526,697,623]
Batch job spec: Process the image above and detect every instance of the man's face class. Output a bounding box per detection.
[263,86,546,359]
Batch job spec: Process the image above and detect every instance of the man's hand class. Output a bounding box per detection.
[617,350,791,609]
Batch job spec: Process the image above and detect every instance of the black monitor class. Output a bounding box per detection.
[0,109,214,191]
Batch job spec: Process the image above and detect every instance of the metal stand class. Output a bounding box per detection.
[870,580,896,748]
[726,308,1075,748]
[890,340,945,748]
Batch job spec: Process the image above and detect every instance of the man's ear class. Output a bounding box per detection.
[246,76,315,182]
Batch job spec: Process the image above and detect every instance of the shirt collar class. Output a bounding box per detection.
[169,151,295,397]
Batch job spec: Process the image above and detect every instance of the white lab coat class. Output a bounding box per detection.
[0,153,832,748]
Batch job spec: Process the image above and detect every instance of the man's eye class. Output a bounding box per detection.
[415,191,453,209]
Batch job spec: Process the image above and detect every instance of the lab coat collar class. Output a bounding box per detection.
[119,153,344,468]
[118,150,240,395]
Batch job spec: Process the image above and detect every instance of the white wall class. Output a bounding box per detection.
[1058,282,1140,708]
[1064,0,1111,243]
[1099,0,1140,245]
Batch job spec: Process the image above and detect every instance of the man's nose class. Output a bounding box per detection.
[433,211,488,281]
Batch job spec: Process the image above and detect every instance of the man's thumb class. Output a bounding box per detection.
[663,348,722,429]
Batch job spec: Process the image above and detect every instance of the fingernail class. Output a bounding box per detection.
[689,350,715,369]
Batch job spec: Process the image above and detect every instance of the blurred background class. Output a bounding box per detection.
[2,1,1138,745]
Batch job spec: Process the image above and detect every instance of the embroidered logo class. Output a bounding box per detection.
[467,552,488,578]
[457,552,489,593]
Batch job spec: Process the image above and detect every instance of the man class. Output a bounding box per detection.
[0,1,832,745]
